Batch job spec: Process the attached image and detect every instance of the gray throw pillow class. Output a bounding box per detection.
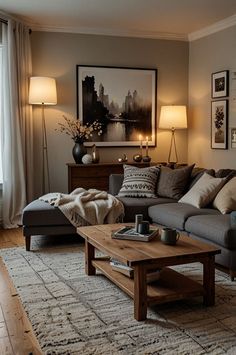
[157,164,195,200]
[118,165,160,198]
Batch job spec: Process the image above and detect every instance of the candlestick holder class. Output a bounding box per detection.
[142,156,151,162]
[140,145,143,156]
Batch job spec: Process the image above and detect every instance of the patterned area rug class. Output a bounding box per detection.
[1,242,236,355]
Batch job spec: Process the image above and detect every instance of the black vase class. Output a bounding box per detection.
[72,142,87,164]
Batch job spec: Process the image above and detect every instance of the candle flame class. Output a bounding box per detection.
[139,134,142,140]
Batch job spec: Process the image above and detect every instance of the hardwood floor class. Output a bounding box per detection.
[0,228,42,355]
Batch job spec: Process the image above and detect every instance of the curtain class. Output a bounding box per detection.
[0,20,34,228]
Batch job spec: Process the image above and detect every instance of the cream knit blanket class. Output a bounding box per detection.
[39,188,124,227]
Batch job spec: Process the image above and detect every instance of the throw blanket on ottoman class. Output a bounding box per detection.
[39,188,124,227]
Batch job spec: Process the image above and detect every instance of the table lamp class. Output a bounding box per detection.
[159,105,187,163]
[29,77,57,193]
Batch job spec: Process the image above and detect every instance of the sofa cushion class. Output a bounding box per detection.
[117,196,176,222]
[22,200,71,226]
[213,177,236,214]
[215,169,236,178]
[185,214,236,250]
[179,173,226,208]
[148,202,220,230]
[157,164,194,200]
[118,165,160,198]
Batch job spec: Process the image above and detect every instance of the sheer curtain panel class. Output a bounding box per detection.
[1,20,34,228]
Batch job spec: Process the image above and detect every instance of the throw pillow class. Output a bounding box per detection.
[188,168,215,189]
[179,173,226,208]
[213,177,236,214]
[118,165,160,198]
[156,164,195,200]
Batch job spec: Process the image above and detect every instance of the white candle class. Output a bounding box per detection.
[139,135,143,154]
[146,136,148,156]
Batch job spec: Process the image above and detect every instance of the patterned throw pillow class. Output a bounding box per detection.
[118,165,160,198]
[157,164,195,200]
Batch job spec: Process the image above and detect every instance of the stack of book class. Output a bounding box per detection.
[110,259,134,278]
[110,259,162,283]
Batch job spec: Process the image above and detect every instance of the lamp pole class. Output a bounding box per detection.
[42,103,50,194]
[29,76,57,195]
[168,127,178,164]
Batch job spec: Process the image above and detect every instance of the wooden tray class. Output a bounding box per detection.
[111,226,159,242]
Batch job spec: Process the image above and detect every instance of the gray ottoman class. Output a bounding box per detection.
[22,199,76,251]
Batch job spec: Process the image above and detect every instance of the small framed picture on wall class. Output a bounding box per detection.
[231,128,236,149]
[212,70,229,98]
[211,100,228,149]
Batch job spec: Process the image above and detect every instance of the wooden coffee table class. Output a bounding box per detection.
[77,224,221,321]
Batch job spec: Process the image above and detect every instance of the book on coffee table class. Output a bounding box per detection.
[110,259,162,282]
[110,259,134,278]
[111,226,159,242]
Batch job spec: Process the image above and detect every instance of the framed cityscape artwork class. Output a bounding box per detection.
[77,65,157,147]
[211,100,228,149]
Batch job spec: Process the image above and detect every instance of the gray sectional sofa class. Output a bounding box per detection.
[109,166,236,281]
[22,199,76,251]
[22,164,236,281]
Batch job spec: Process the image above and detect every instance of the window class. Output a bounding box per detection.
[0,46,2,183]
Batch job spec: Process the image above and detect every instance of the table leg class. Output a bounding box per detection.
[85,240,96,275]
[203,255,215,306]
[134,265,147,321]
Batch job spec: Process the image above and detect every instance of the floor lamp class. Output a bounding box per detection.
[29,77,57,194]
[159,105,187,164]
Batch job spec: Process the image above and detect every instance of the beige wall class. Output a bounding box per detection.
[188,25,236,169]
[31,32,188,195]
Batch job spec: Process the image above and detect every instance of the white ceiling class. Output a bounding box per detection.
[1,0,236,41]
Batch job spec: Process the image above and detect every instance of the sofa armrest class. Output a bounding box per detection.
[109,174,124,195]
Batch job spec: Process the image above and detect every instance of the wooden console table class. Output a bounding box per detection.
[67,162,150,192]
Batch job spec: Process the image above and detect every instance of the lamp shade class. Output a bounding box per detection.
[159,105,187,129]
[29,77,57,105]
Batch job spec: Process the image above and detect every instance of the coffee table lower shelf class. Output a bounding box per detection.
[92,259,204,306]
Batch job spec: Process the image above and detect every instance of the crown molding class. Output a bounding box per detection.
[0,10,24,23]
[14,12,236,42]
[189,14,236,41]
[29,23,188,41]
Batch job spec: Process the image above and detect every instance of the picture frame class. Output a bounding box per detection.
[231,128,236,149]
[211,70,229,98]
[211,100,228,149]
[77,65,157,147]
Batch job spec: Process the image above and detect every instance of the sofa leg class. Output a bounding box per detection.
[25,236,31,251]
[230,270,235,281]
